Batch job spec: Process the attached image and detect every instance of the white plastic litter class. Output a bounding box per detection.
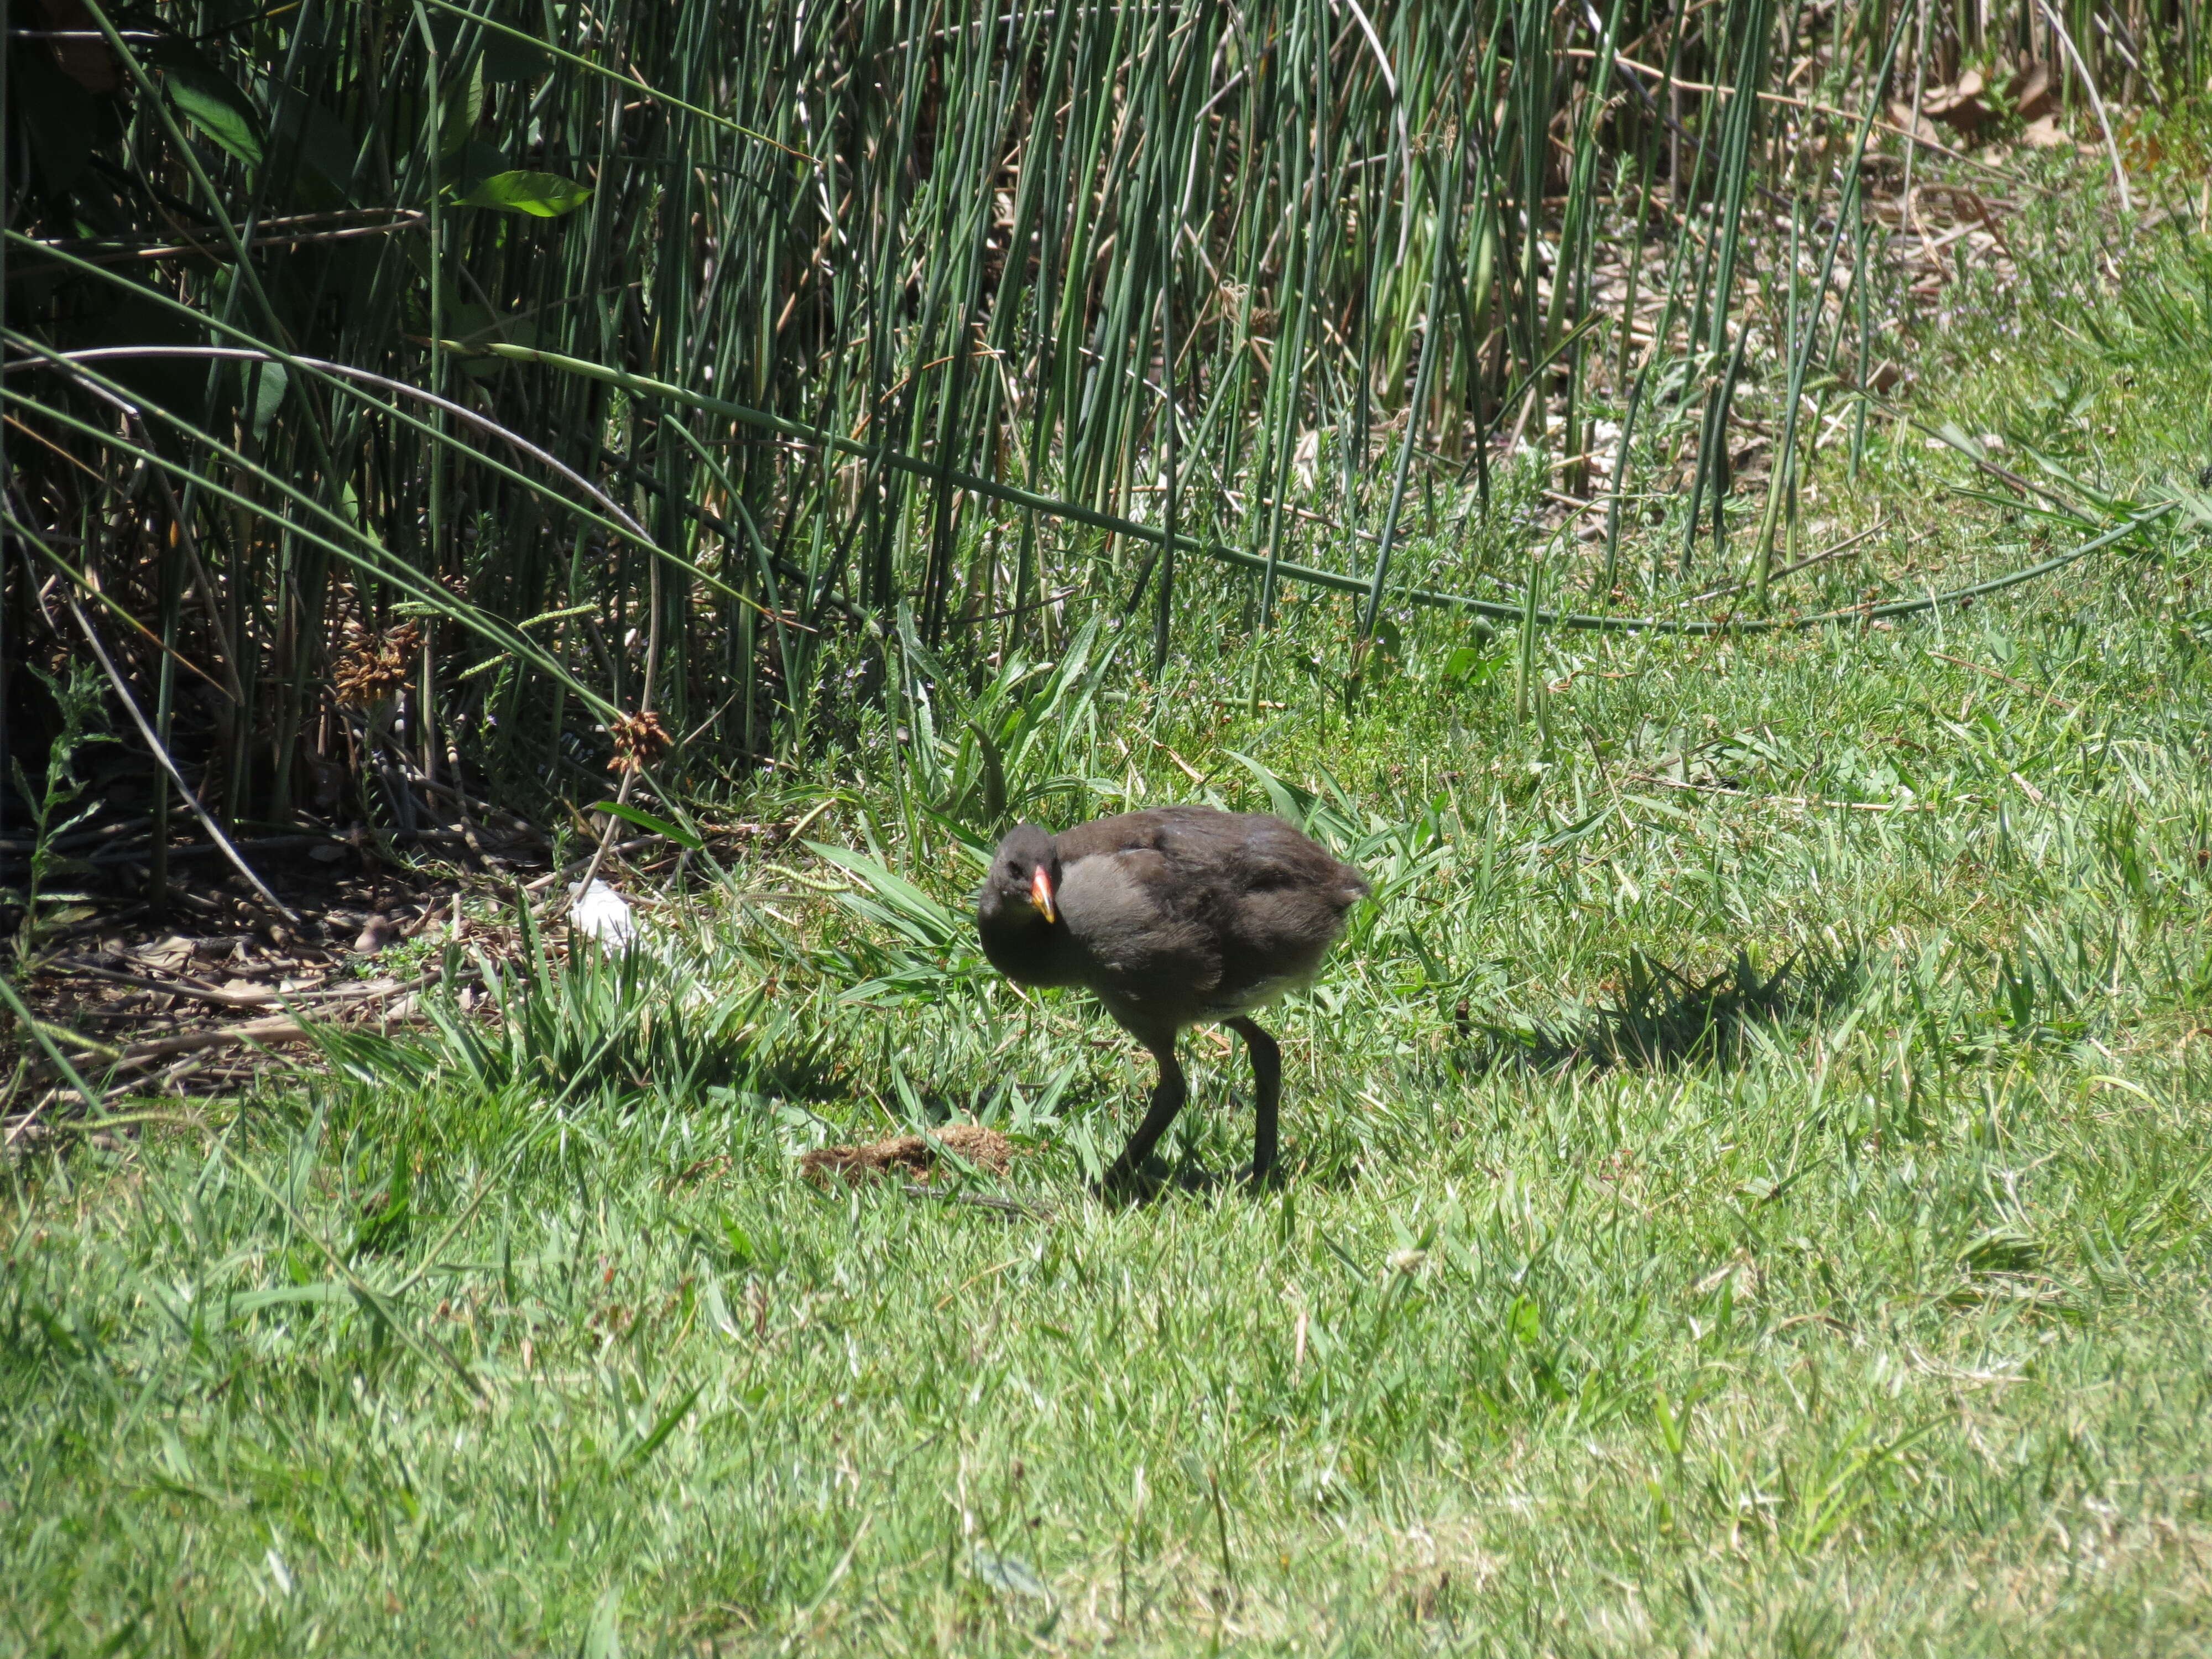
[568,878,639,948]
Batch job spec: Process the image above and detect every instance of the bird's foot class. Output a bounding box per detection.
[1099,1155,1229,1202]
[1097,1154,1175,1203]
[1232,1160,1282,1191]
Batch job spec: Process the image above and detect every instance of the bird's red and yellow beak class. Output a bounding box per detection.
[1029,865,1058,924]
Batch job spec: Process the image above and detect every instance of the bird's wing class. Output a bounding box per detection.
[1195,820,1366,1000]
[1219,816,1360,891]
[1055,846,1222,999]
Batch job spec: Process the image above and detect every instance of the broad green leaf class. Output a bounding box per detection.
[1441,644,1497,684]
[231,1281,354,1313]
[1223,750,1314,827]
[437,57,485,156]
[276,91,359,207]
[588,800,703,850]
[241,359,286,444]
[164,67,263,165]
[807,843,962,936]
[455,169,593,217]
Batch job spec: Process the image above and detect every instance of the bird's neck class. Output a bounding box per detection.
[978,911,1079,987]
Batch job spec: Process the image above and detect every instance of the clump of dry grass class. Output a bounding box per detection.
[799,1121,1015,1185]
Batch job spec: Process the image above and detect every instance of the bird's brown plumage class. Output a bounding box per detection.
[977,807,1367,1188]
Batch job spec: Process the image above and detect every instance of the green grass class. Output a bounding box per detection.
[14,254,2212,1653]
[16,34,2212,1657]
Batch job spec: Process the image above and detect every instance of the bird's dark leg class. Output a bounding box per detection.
[1102,1039,1187,1191]
[1227,1017,1281,1185]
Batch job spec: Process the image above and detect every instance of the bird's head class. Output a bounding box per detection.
[979,823,1060,929]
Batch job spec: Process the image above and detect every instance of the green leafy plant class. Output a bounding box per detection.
[6,663,117,963]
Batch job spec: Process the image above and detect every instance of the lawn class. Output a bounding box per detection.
[13,227,2212,1653]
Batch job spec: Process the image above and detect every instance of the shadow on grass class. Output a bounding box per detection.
[1458,949,1860,1074]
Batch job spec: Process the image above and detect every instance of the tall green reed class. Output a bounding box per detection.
[1,0,2187,847]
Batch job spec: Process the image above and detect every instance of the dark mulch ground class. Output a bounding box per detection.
[2,829,512,1129]
[3,790,812,1141]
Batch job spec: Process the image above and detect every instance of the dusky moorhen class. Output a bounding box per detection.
[976,806,1368,1188]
